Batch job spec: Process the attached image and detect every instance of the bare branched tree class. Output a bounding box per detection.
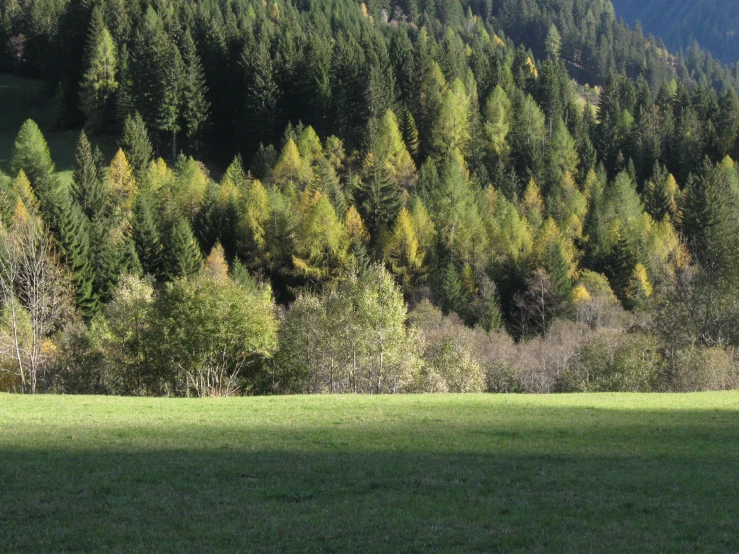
[0,219,72,393]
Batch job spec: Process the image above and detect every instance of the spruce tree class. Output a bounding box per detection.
[241,35,279,152]
[132,192,163,278]
[355,153,403,242]
[399,106,420,159]
[119,112,154,177]
[157,42,184,160]
[180,29,210,155]
[544,241,573,301]
[605,233,637,307]
[72,131,106,220]
[164,216,203,280]
[436,262,465,317]
[48,190,99,316]
[89,220,124,304]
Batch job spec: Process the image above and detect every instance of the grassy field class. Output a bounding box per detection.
[1,393,737,553]
[0,73,117,183]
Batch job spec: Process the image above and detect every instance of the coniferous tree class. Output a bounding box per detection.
[355,153,403,243]
[241,34,279,153]
[436,262,465,317]
[164,216,203,280]
[48,190,99,316]
[11,120,55,190]
[72,131,106,219]
[119,112,154,177]
[544,241,573,301]
[79,12,118,133]
[180,29,210,156]
[605,233,637,307]
[132,192,163,278]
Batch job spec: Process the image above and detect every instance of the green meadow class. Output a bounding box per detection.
[0,73,116,183]
[1,393,737,553]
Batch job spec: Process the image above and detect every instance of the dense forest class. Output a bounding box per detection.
[610,0,739,65]
[1,0,739,396]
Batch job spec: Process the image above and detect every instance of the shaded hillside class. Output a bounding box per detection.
[610,0,739,64]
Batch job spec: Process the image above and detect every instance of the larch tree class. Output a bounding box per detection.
[384,207,425,296]
[79,16,118,134]
[11,120,55,191]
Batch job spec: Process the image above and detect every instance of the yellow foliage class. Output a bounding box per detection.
[218,177,240,207]
[12,198,30,225]
[107,148,138,213]
[272,139,311,189]
[522,178,543,213]
[493,34,505,47]
[145,158,175,197]
[205,243,230,282]
[12,170,38,214]
[571,285,591,304]
[345,205,369,243]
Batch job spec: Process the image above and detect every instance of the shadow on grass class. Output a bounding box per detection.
[1,406,738,553]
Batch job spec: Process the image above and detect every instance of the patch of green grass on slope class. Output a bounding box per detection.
[0,393,737,553]
[0,73,117,183]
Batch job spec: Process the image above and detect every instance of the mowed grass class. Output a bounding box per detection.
[0,393,738,553]
[0,73,117,183]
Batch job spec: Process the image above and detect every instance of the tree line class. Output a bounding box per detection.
[0,0,738,394]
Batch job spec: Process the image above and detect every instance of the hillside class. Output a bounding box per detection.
[610,0,739,64]
[0,0,739,397]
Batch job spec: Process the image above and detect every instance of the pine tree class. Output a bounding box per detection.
[545,24,562,59]
[436,262,465,316]
[399,107,420,159]
[241,34,279,152]
[115,45,135,126]
[48,190,99,316]
[372,109,416,188]
[11,120,55,189]
[119,112,154,177]
[157,41,184,160]
[132,192,163,278]
[682,160,739,278]
[72,131,106,220]
[79,13,118,134]
[605,233,637,307]
[544,241,573,301]
[180,29,210,156]
[355,153,403,242]
[164,216,203,280]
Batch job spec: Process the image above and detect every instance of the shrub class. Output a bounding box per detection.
[667,346,739,392]
[485,360,526,393]
[556,331,663,392]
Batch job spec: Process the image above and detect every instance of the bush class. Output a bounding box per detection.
[667,347,739,392]
[410,300,486,393]
[556,331,663,392]
[485,360,526,393]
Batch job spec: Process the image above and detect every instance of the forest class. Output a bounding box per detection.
[1,0,739,395]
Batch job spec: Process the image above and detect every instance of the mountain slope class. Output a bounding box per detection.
[609,0,739,64]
